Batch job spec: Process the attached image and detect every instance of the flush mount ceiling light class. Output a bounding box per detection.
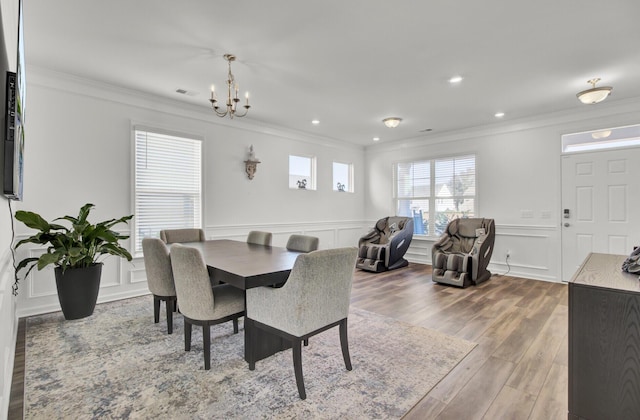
[383,117,402,128]
[448,75,463,84]
[209,53,251,119]
[576,78,612,104]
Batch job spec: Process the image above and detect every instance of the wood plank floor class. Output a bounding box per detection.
[9,263,568,419]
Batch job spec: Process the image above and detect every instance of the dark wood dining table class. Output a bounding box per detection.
[181,239,302,362]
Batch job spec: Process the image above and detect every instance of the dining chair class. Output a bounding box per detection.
[160,228,206,244]
[246,247,358,399]
[141,238,177,334]
[285,234,319,253]
[170,244,245,370]
[246,230,272,246]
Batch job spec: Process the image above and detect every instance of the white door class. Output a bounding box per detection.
[561,148,640,281]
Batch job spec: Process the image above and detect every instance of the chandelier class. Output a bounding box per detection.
[210,53,251,118]
[576,78,612,105]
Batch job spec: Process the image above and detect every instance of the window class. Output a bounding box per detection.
[333,162,353,192]
[289,155,316,190]
[395,155,475,236]
[133,127,202,253]
[562,124,640,153]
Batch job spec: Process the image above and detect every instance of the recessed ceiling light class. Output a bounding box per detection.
[311,119,320,125]
[448,76,463,84]
[494,112,505,118]
[373,137,380,142]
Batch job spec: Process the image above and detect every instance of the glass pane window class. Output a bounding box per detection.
[395,155,476,236]
[133,128,202,253]
[289,155,316,190]
[333,162,353,192]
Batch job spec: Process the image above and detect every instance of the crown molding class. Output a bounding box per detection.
[27,65,364,152]
[366,95,640,154]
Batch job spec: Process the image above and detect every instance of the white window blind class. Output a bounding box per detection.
[395,155,475,236]
[133,128,202,252]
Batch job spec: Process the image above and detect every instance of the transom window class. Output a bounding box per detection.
[333,161,353,192]
[394,155,476,236]
[133,127,202,253]
[289,155,316,190]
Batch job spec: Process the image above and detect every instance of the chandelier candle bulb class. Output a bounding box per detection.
[210,53,250,119]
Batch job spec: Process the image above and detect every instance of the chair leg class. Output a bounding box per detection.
[184,321,192,351]
[339,319,352,371]
[203,324,211,370]
[233,318,239,334]
[153,295,160,324]
[166,300,173,334]
[292,339,306,400]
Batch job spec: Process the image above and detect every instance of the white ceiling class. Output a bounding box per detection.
[23,0,640,146]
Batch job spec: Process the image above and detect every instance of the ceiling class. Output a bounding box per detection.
[22,0,640,146]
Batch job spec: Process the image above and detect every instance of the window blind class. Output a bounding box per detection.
[395,155,475,236]
[133,128,202,252]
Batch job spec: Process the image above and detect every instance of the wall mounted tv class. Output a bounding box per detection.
[4,0,25,200]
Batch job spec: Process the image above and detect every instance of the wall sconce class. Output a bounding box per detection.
[244,145,260,180]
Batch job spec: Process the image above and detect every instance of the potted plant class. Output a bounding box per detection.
[14,203,133,320]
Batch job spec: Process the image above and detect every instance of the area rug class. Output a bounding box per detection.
[24,296,476,419]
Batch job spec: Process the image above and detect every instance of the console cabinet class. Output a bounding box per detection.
[568,253,640,420]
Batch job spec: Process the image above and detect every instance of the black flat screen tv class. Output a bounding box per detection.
[4,0,25,200]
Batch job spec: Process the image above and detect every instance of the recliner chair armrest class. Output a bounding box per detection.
[386,222,414,266]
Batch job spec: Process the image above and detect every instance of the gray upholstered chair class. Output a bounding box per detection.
[160,228,206,244]
[142,238,177,334]
[246,247,358,399]
[356,216,414,272]
[170,244,245,370]
[432,218,495,288]
[285,234,319,253]
[247,230,272,246]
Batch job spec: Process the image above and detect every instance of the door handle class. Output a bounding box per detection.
[564,223,570,227]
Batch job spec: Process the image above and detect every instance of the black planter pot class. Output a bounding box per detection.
[54,263,103,320]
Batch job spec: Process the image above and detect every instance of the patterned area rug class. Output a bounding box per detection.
[25,296,476,419]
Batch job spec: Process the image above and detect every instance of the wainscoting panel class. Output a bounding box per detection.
[15,220,370,317]
[404,223,561,283]
[0,249,17,420]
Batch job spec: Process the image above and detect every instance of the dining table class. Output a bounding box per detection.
[181,239,303,363]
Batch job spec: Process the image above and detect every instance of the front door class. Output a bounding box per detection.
[561,148,640,281]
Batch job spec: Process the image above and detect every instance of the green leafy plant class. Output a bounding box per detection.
[14,203,133,277]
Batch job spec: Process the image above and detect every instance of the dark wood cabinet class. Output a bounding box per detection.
[568,253,640,420]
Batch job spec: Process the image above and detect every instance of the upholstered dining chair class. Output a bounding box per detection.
[285,234,319,253]
[247,230,272,246]
[246,247,358,399]
[170,244,245,370]
[160,228,206,244]
[142,238,177,334]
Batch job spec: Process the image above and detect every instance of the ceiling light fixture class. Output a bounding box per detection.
[576,78,612,104]
[311,119,320,125]
[494,112,505,118]
[383,117,402,128]
[373,137,380,142]
[449,76,463,84]
[209,53,250,119]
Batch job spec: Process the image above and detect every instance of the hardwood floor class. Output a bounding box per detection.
[9,263,568,419]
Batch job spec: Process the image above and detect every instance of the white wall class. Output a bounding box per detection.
[365,98,640,281]
[0,0,19,416]
[12,67,368,317]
